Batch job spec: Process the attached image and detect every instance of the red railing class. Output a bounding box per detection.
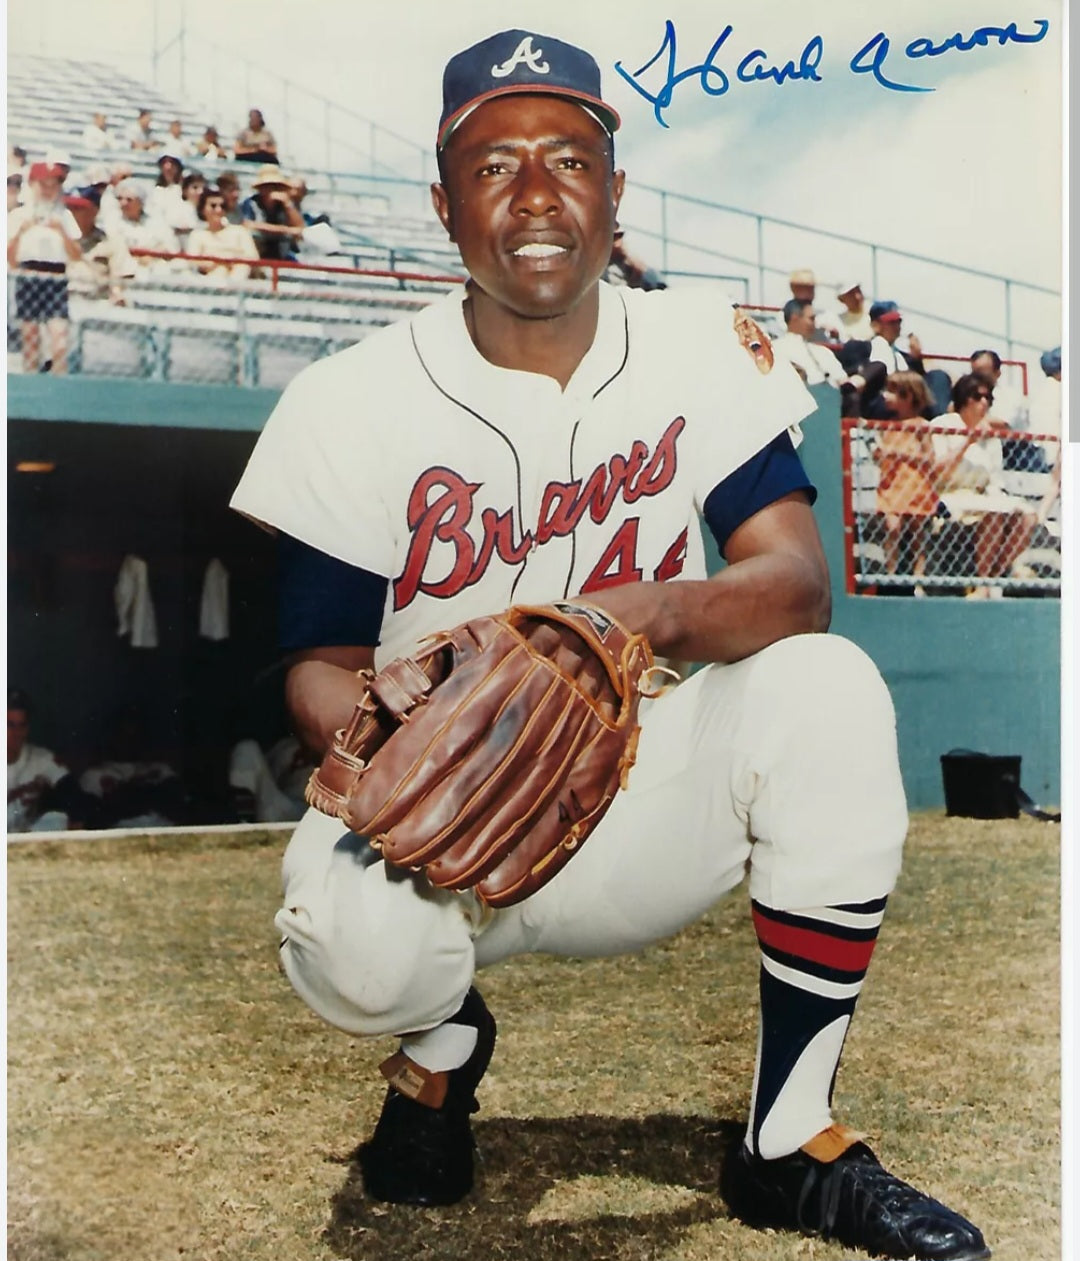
[840,417,858,596]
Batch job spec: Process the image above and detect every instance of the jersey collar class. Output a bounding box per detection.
[410,281,629,419]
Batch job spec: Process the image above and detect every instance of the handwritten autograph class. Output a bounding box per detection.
[615,18,1051,126]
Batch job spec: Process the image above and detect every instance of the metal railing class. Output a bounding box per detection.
[620,182,1061,362]
[6,255,458,388]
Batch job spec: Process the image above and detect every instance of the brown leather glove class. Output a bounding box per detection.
[306,602,654,908]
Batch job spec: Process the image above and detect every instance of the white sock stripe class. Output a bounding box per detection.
[762,953,866,1001]
[401,1022,478,1072]
[755,1015,851,1160]
[796,905,886,931]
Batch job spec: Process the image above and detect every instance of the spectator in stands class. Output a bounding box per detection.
[195,125,227,161]
[774,298,852,387]
[288,176,343,258]
[873,371,939,594]
[1026,346,1063,517]
[147,152,185,223]
[166,118,195,158]
[607,227,666,290]
[8,144,28,170]
[187,184,260,283]
[98,161,134,233]
[241,165,304,261]
[8,170,24,212]
[80,111,121,153]
[110,180,181,276]
[74,162,111,205]
[1028,346,1062,437]
[788,267,815,304]
[170,170,208,237]
[288,176,316,225]
[867,301,909,373]
[128,108,162,152]
[787,267,840,341]
[7,689,92,832]
[1030,347,1063,528]
[216,171,244,224]
[64,193,136,304]
[970,349,1029,431]
[44,150,73,185]
[234,109,278,163]
[6,162,81,374]
[932,373,1038,598]
[833,281,873,341]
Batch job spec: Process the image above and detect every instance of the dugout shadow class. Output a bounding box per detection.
[324,1113,742,1261]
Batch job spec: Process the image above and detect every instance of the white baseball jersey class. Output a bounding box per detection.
[232,282,813,665]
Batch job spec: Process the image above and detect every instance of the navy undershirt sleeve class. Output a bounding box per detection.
[702,431,817,557]
[276,532,388,651]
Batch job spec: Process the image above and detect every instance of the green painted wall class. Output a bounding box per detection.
[797,385,1060,809]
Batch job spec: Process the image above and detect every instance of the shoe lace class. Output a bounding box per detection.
[797,1145,921,1242]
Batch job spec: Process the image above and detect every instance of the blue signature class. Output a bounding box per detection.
[850,19,1050,92]
[615,18,1051,123]
[614,20,823,128]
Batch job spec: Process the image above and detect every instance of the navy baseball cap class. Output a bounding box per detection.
[437,29,620,151]
[1040,346,1061,375]
[869,300,902,323]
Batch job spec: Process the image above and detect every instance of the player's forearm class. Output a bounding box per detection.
[584,554,831,665]
[286,659,373,756]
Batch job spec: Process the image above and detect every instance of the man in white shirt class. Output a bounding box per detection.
[773,299,851,387]
[867,301,909,373]
[970,349,1029,431]
[7,690,79,831]
[833,281,873,342]
[6,161,82,372]
[127,108,161,152]
[1028,346,1061,437]
[788,267,840,341]
[109,180,181,275]
[80,112,120,153]
[165,119,195,158]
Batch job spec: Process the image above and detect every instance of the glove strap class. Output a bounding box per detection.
[368,657,436,721]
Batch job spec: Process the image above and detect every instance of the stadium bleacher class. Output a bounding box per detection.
[8,52,467,385]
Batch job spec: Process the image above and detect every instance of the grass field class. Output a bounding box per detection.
[7,813,1060,1261]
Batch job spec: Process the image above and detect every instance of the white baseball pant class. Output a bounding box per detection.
[275,633,908,1037]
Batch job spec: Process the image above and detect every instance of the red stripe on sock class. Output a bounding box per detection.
[752,907,878,973]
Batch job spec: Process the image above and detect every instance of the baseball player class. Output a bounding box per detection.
[231,30,988,1261]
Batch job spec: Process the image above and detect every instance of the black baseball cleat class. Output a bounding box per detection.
[358,987,497,1206]
[721,1130,990,1260]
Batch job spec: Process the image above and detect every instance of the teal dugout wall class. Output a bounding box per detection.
[795,385,1059,809]
[9,375,1061,810]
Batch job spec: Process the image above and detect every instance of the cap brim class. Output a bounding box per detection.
[438,84,620,149]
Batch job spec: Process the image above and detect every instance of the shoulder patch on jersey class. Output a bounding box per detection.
[733,308,774,375]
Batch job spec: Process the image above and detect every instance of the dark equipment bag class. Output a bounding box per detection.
[940,749,1060,822]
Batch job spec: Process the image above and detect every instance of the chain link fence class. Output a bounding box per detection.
[844,418,1061,598]
[7,256,458,388]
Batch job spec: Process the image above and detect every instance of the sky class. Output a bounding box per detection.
[7,0,1065,334]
